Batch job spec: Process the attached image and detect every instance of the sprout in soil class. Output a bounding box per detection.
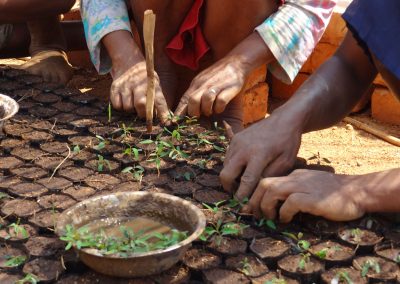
[123,145,141,161]
[60,224,188,257]
[333,271,354,284]
[93,135,108,151]
[202,200,227,214]
[73,145,81,154]
[395,254,400,264]
[6,219,29,240]
[122,166,145,183]
[239,257,253,276]
[4,255,27,267]
[297,253,311,271]
[107,102,112,123]
[314,248,329,260]
[257,218,277,231]
[227,197,249,210]
[96,155,112,172]
[282,231,310,252]
[265,278,287,284]
[16,273,39,284]
[199,219,248,246]
[350,228,362,243]
[119,123,135,138]
[360,259,381,277]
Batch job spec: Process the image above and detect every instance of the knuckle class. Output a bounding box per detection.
[188,95,199,106]
[240,174,257,186]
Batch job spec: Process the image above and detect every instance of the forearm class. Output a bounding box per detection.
[102,30,144,69]
[272,33,378,133]
[226,32,274,76]
[351,169,400,214]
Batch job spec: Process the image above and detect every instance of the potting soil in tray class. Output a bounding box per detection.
[0,68,399,283]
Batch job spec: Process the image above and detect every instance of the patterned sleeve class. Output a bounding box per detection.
[80,0,132,74]
[255,0,337,84]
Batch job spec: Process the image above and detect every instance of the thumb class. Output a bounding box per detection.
[223,120,234,141]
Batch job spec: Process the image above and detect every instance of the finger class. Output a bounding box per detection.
[187,89,204,118]
[220,155,245,193]
[235,158,270,201]
[201,88,218,117]
[245,179,268,217]
[223,120,234,141]
[279,193,314,223]
[120,88,134,112]
[134,91,147,118]
[110,85,123,110]
[262,153,295,178]
[154,86,171,124]
[174,97,188,117]
[214,85,242,114]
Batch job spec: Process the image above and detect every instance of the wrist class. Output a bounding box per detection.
[227,32,274,76]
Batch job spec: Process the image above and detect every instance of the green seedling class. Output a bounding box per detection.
[202,201,227,214]
[395,254,400,263]
[298,253,311,270]
[16,273,39,284]
[265,278,287,284]
[60,224,188,257]
[122,166,145,182]
[239,257,252,276]
[227,197,249,210]
[0,192,11,200]
[108,102,112,123]
[164,127,183,141]
[361,259,381,277]
[120,123,135,138]
[333,271,354,284]
[350,228,362,243]
[282,231,310,251]
[257,218,277,230]
[314,248,329,259]
[297,240,311,251]
[73,145,81,154]
[123,145,141,161]
[96,155,111,172]
[199,219,248,246]
[7,219,29,240]
[4,255,27,267]
[93,135,108,151]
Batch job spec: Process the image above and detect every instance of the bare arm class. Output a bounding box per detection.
[273,31,378,133]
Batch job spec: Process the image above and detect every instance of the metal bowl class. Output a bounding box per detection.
[55,192,206,278]
[0,94,19,128]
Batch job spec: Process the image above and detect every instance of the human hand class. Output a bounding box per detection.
[110,61,170,123]
[220,114,302,200]
[245,169,366,222]
[174,56,247,118]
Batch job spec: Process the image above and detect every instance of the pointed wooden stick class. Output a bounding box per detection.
[143,10,156,133]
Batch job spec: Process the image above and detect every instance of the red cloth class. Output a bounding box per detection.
[165,0,209,70]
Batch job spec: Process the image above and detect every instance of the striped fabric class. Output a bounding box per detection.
[256,0,337,84]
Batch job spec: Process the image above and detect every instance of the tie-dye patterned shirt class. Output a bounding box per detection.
[256,0,337,83]
[80,0,336,83]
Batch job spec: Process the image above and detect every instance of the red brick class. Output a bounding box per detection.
[269,72,309,100]
[243,82,269,125]
[372,87,400,125]
[244,65,267,91]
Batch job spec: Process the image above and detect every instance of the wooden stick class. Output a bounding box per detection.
[343,117,400,147]
[143,10,156,133]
